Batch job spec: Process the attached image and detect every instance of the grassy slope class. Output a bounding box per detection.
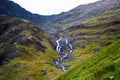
[55,39,120,80]
[59,4,120,67]
[66,5,120,44]
[0,15,62,80]
[54,5,120,80]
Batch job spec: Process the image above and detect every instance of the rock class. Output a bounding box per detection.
[13,63,20,68]
[77,32,86,36]
[100,42,112,46]
[80,44,85,48]
[14,71,19,74]
[93,48,99,54]
[0,24,9,35]
[41,69,47,75]
[22,76,29,80]
[109,76,114,79]
[95,36,100,40]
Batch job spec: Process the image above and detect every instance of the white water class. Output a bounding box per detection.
[54,36,73,72]
[56,36,62,53]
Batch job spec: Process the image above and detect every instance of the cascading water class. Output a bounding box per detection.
[56,36,62,53]
[54,36,73,72]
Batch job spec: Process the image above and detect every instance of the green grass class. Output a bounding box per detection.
[61,48,94,68]
[55,40,120,80]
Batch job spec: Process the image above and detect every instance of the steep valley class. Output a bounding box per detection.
[0,0,120,80]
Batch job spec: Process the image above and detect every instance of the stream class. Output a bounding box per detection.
[54,36,73,72]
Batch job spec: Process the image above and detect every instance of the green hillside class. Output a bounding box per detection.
[0,15,62,80]
[55,39,120,80]
[53,4,120,80]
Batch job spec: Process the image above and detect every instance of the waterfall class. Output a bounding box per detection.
[54,36,73,72]
[56,36,62,53]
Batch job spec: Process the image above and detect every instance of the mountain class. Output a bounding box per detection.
[0,15,62,80]
[43,0,120,33]
[0,0,56,26]
[0,0,120,80]
[1,0,120,33]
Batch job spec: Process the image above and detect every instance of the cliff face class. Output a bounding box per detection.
[0,15,62,80]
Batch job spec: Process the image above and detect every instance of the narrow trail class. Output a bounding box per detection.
[54,36,73,72]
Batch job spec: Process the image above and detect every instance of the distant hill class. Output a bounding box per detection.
[1,0,120,33]
[43,0,120,33]
[0,0,56,27]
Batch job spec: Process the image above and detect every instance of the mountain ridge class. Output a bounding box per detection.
[43,0,120,33]
[0,0,56,27]
[1,0,120,33]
